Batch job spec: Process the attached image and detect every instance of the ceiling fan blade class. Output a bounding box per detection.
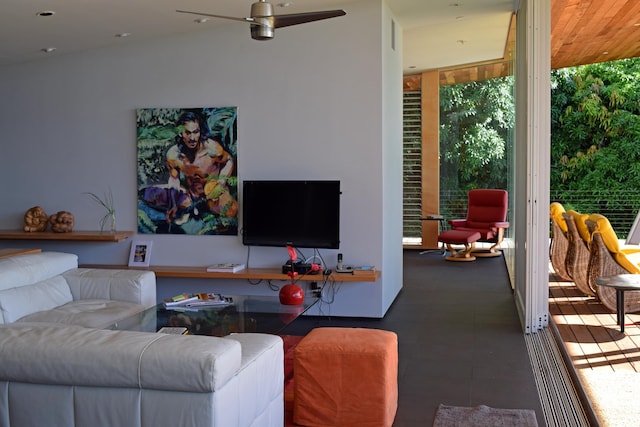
[176,10,257,25]
[272,10,346,29]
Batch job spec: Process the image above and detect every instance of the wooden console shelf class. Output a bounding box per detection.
[0,230,133,242]
[80,264,380,283]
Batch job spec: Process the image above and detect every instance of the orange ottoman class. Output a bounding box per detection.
[293,327,398,427]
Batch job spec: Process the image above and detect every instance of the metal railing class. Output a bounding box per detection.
[404,190,640,239]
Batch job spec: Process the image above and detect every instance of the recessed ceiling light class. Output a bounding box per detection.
[456,40,466,45]
[408,65,417,69]
[36,11,55,17]
[40,47,56,53]
[194,18,209,23]
[115,33,131,38]
[277,2,293,7]
[455,16,465,20]
[603,51,609,55]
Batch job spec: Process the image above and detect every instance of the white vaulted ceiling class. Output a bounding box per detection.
[0,0,515,72]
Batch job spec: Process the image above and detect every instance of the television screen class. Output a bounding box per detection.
[242,180,340,249]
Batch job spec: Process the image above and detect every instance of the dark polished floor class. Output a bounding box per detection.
[283,250,545,426]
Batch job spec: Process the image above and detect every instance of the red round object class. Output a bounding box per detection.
[279,283,305,305]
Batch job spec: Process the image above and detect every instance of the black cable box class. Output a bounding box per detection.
[282,260,314,274]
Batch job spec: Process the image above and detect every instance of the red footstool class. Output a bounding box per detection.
[438,230,481,261]
[293,327,398,427]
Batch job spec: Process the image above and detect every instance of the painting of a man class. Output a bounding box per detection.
[137,107,238,235]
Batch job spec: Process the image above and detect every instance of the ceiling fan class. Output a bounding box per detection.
[176,0,346,40]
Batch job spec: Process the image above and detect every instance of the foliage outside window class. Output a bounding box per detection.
[550,57,640,235]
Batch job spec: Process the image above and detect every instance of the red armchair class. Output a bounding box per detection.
[448,189,509,257]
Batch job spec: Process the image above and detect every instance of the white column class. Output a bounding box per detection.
[514,0,551,333]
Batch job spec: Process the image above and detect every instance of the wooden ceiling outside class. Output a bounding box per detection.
[404,0,640,90]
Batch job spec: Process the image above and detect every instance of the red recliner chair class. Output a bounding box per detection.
[448,189,509,257]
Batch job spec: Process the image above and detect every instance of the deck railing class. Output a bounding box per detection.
[404,190,640,240]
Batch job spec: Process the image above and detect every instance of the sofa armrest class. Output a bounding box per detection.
[62,268,156,309]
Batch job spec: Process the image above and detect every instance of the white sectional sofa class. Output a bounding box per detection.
[0,251,156,327]
[0,251,285,427]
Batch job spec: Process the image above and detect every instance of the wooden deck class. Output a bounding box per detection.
[550,273,640,372]
[549,270,640,425]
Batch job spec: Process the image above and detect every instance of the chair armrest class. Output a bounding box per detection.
[62,269,156,309]
[494,221,510,229]
[448,219,467,227]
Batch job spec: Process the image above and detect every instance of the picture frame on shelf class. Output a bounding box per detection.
[128,240,152,267]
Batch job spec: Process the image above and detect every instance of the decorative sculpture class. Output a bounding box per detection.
[49,211,75,233]
[23,206,49,232]
[279,245,305,305]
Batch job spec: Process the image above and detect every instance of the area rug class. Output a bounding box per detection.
[578,370,640,427]
[433,404,538,427]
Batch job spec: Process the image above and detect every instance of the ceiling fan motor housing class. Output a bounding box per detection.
[251,1,275,40]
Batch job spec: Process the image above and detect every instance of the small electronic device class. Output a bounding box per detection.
[336,253,354,273]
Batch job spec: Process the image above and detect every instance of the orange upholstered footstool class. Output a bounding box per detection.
[293,327,398,427]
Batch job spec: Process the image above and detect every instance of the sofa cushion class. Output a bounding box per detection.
[0,323,242,392]
[63,268,156,309]
[0,276,73,324]
[0,252,77,292]
[17,299,146,329]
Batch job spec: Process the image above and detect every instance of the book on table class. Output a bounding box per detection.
[206,263,245,273]
[163,292,233,309]
[352,266,376,276]
[163,293,199,307]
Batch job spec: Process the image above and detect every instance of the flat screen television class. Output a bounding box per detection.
[242,180,341,249]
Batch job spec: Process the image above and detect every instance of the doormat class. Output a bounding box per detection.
[433,404,538,427]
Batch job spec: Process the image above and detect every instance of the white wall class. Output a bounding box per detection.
[0,0,403,318]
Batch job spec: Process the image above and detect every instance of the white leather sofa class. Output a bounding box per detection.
[0,251,156,327]
[0,323,284,427]
[0,251,285,427]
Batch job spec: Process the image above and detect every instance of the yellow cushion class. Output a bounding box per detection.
[567,210,590,243]
[550,203,567,233]
[617,252,640,274]
[589,214,619,251]
[588,213,640,273]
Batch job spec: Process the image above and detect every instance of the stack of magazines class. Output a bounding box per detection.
[163,293,233,309]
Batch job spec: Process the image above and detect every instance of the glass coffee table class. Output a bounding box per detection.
[109,295,318,337]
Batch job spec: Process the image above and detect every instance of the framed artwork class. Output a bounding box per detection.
[136,107,238,235]
[128,240,152,267]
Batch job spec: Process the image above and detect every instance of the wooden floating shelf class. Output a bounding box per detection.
[0,230,134,242]
[80,264,380,283]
